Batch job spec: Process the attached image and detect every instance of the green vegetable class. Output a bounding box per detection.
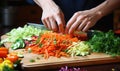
[3,65,15,71]
[0,25,48,44]
[87,30,120,56]
[0,25,49,50]
[11,39,25,50]
[29,59,35,63]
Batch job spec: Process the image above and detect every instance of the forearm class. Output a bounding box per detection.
[92,0,120,18]
[33,0,59,10]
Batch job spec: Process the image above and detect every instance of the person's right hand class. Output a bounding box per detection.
[41,1,65,33]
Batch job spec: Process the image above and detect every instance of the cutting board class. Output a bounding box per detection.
[20,52,120,71]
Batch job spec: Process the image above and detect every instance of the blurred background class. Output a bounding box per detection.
[0,0,120,36]
[0,0,42,36]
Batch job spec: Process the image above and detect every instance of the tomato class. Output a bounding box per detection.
[6,54,18,63]
[0,51,8,58]
[0,47,8,58]
[0,47,8,52]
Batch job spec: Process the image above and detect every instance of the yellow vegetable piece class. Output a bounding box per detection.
[0,64,3,71]
[1,60,14,69]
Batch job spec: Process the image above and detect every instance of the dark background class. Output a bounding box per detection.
[0,0,120,36]
[0,0,42,36]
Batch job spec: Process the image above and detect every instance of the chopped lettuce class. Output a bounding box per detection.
[0,25,49,49]
[1,25,47,43]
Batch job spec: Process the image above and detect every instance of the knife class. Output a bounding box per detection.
[27,23,48,30]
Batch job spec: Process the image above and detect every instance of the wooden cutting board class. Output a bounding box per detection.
[20,52,120,71]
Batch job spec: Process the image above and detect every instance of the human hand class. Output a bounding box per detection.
[65,9,103,34]
[41,2,65,33]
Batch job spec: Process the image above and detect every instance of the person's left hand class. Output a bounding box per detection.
[65,9,103,34]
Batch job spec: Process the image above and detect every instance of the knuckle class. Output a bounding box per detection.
[42,17,49,21]
[55,13,60,17]
[74,12,81,16]
[74,12,79,16]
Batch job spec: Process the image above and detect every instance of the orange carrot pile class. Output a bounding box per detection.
[26,32,79,59]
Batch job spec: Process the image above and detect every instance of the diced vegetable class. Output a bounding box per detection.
[59,66,87,71]
[0,60,14,71]
[29,59,35,63]
[0,25,49,47]
[6,54,19,63]
[11,39,25,50]
[66,41,91,57]
[26,32,79,59]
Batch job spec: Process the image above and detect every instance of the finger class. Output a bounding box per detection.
[77,18,88,31]
[45,18,52,30]
[55,16,65,33]
[82,21,91,32]
[49,18,58,32]
[42,19,48,28]
[61,13,66,28]
[65,13,78,33]
[68,16,84,34]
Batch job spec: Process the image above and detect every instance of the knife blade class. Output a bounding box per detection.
[27,23,48,30]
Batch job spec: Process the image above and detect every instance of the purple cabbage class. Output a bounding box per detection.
[59,66,87,71]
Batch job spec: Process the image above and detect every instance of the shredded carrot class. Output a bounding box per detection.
[25,32,79,59]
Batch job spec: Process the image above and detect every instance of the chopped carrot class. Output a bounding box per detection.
[6,53,18,63]
[25,32,79,59]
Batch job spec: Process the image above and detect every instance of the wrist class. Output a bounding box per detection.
[90,1,110,19]
[37,0,59,10]
[90,8,104,20]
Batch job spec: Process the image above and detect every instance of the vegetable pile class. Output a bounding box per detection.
[0,25,48,50]
[0,60,14,71]
[1,25,120,71]
[0,47,20,71]
[1,24,120,59]
[87,30,120,56]
[66,41,91,57]
[26,32,79,59]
